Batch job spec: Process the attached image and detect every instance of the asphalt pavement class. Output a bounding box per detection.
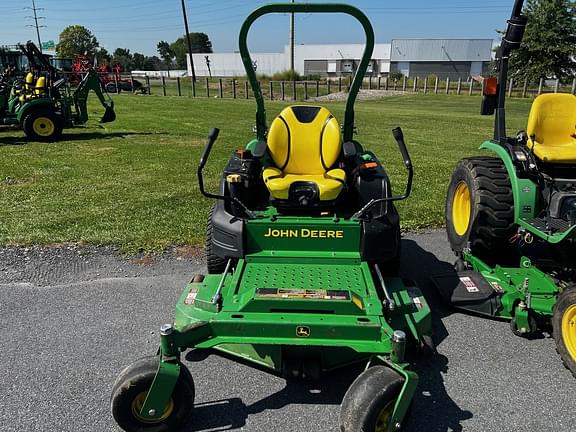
[0,231,574,432]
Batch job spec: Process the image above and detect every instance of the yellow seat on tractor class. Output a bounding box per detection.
[34,76,47,96]
[262,105,345,204]
[18,73,47,102]
[527,93,576,164]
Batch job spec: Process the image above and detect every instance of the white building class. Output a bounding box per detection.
[186,39,492,79]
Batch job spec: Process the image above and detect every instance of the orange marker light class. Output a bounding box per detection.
[484,77,498,96]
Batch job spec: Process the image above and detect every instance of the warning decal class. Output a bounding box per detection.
[256,288,350,300]
[185,288,198,305]
[459,276,479,293]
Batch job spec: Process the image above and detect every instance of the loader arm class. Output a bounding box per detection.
[73,69,116,124]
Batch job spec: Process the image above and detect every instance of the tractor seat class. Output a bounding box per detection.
[262,106,345,205]
[526,93,576,164]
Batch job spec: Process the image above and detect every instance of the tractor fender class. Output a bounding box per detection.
[16,98,58,123]
[478,140,538,222]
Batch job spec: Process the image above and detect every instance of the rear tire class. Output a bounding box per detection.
[340,366,404,432]
[445,157,515,264]
[22,108,63,142]
[206,204,227,274]
[552,287,576,378]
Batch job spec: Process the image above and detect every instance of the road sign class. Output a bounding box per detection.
[42,40,55,51]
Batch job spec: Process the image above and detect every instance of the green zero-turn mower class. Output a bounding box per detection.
[434,0,576,378]
[111,3,433,432]
[0,41,115,142]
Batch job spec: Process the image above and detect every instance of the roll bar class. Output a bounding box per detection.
[238,3,375,142]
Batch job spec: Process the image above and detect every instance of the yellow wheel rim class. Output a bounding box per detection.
[562,304,576,360]
[452,181,471,236]
[375,400,394,432]
[130,391,174,423]
[32,116,55,137]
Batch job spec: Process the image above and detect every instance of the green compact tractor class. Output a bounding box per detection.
[111,4,432,432]
[434,0,576,377]
[0,41,115,142]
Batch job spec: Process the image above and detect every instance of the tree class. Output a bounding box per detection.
[56,25,99,58]
[170,33,213,69]
[157,41,174,69]
[132,53,146,70]
[143,55,163,71]
[508,0,576,83]
[95,48,111,66]
[112,47,133,71]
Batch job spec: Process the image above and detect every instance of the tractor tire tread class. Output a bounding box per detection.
[446,156,516,264]
[552,287,576,379]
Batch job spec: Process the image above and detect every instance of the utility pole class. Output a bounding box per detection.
[289,0,295,72]
[26,0,45,52]
[181,0,196,82]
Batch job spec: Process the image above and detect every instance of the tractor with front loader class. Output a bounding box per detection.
[0,41,115,142]
[434,0,576,378]
[111,4,433,432]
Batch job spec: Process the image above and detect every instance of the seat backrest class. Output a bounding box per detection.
[267,106,341,175]
[34,76,47,96]
[527,93,576,145]
[24,72,34,92]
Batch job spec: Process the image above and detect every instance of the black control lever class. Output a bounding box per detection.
[197,128,255,218]
[392,127,412,170]
[199,128,220,170]
[352,127,414,219]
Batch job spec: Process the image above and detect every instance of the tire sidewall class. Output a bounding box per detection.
[446,163,476,253]
[340,366,403,432]
[105,82,117,93]
[111,357,194,432]
[552,288,576,376]
[23,108,63,142]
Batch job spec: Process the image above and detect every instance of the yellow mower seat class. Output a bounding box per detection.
[263,105,344,201]
[526,93,576,164]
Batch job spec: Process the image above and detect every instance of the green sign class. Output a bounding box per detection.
[41,40,55,51]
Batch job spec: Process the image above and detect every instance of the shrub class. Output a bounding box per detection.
[271,69,301,81]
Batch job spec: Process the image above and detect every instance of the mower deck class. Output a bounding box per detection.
[433,253,559,323]
[175,256,430,368]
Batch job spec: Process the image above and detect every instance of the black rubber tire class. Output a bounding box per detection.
[510,313,537,337]
[111,356,195,432]
[206,204,227,274]
[340,366,404,432]
[454,258,468,272]
[419,334,436,357]
[22,108,63,142]
[445,157,516,264]
[105,82,118,93]
[552,287,576,378]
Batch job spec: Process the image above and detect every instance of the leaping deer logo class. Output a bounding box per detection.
[296,326,311,338]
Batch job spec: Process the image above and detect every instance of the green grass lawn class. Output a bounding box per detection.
[0,93,532,252]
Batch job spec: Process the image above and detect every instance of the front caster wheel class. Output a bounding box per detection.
[111,356,195,432]
[340,366,404,432]
[510,313,537,338]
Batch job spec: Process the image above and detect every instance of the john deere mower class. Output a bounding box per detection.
[111,4,432,432]
[434,0,576,378]
[0,41,115,142]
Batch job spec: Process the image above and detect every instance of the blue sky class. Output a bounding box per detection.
[1,1,514,56]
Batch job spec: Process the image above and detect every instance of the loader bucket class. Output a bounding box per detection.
[100,104,116,123]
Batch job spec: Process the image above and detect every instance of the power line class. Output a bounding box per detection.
[24,0,45,51]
